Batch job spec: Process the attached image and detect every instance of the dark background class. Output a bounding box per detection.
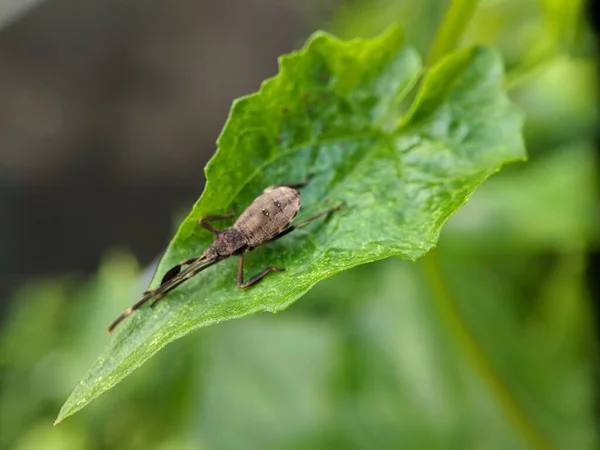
[0,0,336,302]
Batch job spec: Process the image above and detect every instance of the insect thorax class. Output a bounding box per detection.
[211,228,246,256]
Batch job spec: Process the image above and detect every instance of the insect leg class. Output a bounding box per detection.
[256,203,344,250]
[293,202,344,228]
[236,253,284,288]
[107,258,221,333]
[151,257,200,290]
[265,202,344,245]
[149,258,221,308]
[143,257,200,294]
[199,208,236,233]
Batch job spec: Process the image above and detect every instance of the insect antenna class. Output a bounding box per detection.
[107,256,220,334]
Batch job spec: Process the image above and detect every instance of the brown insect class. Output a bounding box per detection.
[108,179,343,333]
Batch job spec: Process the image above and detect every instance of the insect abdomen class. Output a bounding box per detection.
[234,186,301,247]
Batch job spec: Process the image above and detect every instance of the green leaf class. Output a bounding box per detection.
[444,141,598,252]
[57,26,525,423]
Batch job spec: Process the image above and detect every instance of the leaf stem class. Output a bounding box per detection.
[427,0,480,66]
[504,50,559,92]
[420,251,557,450]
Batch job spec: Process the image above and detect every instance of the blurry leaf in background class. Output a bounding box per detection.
[2,253,596,449]
[431,246,597,450]
[57,25,526,422]
[515,56,598,154]
[0,252,139,449]
[330,0,592,93]
[541,0,586,48]
[328,0,444,55]
[444,141,598,252]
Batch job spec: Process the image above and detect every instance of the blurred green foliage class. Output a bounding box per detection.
[1,248,596,449]
[1,0,598,448]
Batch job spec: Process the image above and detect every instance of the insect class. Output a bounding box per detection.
[107,179,343,333]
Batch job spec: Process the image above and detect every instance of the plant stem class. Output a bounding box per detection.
[505,50,558,91]
[427,0,480,66]
[421,251,557,450]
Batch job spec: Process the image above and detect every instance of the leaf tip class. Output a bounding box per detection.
[54,400,77,426]
[53,410,66,426]
[54,384,94,426]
